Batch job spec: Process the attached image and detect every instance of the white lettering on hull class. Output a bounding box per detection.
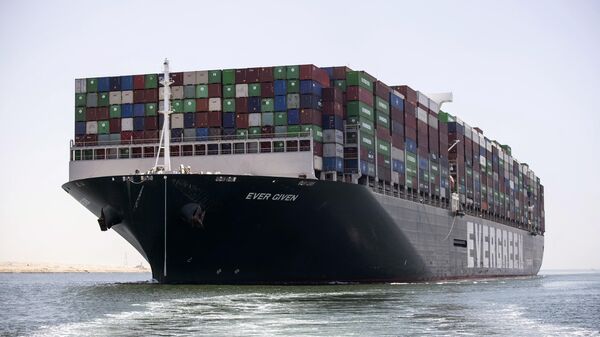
[467,221,525,270]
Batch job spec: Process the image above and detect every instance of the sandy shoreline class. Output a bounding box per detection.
[0,262,150,273]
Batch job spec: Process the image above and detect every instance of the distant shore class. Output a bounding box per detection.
[0,262,150,273]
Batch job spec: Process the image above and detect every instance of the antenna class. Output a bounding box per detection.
[155,59,173,172]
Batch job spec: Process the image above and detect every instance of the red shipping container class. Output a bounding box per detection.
[208,111,222,127]
[83,134,97,146]
[299,109,322,125]
[391,107,404,123]
[171,72,183,86]
[144,89,157,102]
[333,66,351,80]
[132,131,145,144]
[144,130,159,141]
[393,85,417,104]
[236,113,249,128]
[235,97,248,113]
[120,131,133,144]
[196,98,209,112]
[235,69,247,83]
[144,116,158,130]
[376,128,391,141]
[392,133,404,148]
[405,126,417,139]
[247,68,260,83]
[405,113,417,129]
[261,126,274,137]
[133,75,145,90]
[322,102,343,116]
[259,67,274,82]
[322,87,343,103]
[133,90,145,103]
[196,112,209,127]
[96,107,109,120]
[208,83,221,97]
[109,118,121,133]
[299,64,330,88]
[74,135,85,146]
[313,141,323,156]
[346,86,373,106]
[404,101,416,117]
[261,82,274,97]
[374,81,391,100]
[86,107,97,121]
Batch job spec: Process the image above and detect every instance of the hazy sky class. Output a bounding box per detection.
[0,0,598,269]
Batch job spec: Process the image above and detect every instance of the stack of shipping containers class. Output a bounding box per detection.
[74,64,544,234]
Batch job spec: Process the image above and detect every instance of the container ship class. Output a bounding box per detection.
[63,61,545,284]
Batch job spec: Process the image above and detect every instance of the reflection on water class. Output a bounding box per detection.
[0,272,598,337]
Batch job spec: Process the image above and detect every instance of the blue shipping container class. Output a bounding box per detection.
[274,95,287,111]
[274,80,287,96]
[419,158,428,170]
[184,113,195,128]
[300,94,322,110]
[75,122,86,135]
[223,113,235,128]
[133,117,145,131]
[97,77,110,92]
[405,138,417,153]
[322,114,343,130]
[109,77,121,91]
[300,80,322,96]
[390,93,404,111]
[248,97,261,113]
[121,76,133,90]
[171,128,183,142]
[392,159,405,173]
[287,109,300,125]
[196,127,209,140]
[121,104,133,117]
[323,157,344,172]
[133,104,145,117]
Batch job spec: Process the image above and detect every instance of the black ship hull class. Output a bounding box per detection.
[62,174,544,284]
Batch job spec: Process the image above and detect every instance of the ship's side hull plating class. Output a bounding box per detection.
[62,174,543,284]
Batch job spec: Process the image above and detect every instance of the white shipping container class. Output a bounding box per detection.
[391,146,404,160]
[322,129,343,144]
[236,84,248,97]
[392,171,400,184]
[417,91,429,107]
[208,98,221,111]
[417,107,428,123]
[313,156,323,171]
[183,72,197,85]
[480,155,486,166]
[429,100,439,113]
[171,86,184,100]
[121,118,133,131]
[248,113,261,126]
[86,121,98,134]
[109,91,122,105]
[121,91,133,104]
[427,114,438,129]
[323,143,344,158]
[75,79,86,94]
[196,71,209,84]
[171,113,184,129]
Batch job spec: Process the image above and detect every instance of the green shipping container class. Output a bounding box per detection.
[172,100,183,113]
[145,74,158,88]
[377,139,391,156]
[376,112,390,129]
[208,70,222,84]
[75,107,86,121]
[146,103,157,116]
[286,65,299,79]
[406,153,417,167]
[86,78,98,92]
[223,85,235,98]
[262,112,274,126]
[360,133,374,149]
[98,92,109,107]
[249,126,261,138]
[261,98,274,112]
[196,84,208,98]
[346,116,374,135]
[301,125,323,142]
[109,105,121,118]
[184,99,196,113]
[97,120,110,134]
[346,71,373,91]
[223,99,235,112]
[249,83,261,96]
[375,97,390,113]
[287,80,299,93]
[438,111,450,123]
[274,66,286,80]
[347,101,374,121]
[287,125,301,135]
[75,94,86,107]
[236,129,248,138]
[274,112,287,126]
[222,69,235,85]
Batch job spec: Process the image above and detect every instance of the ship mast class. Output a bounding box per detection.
[155,59,173,172]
